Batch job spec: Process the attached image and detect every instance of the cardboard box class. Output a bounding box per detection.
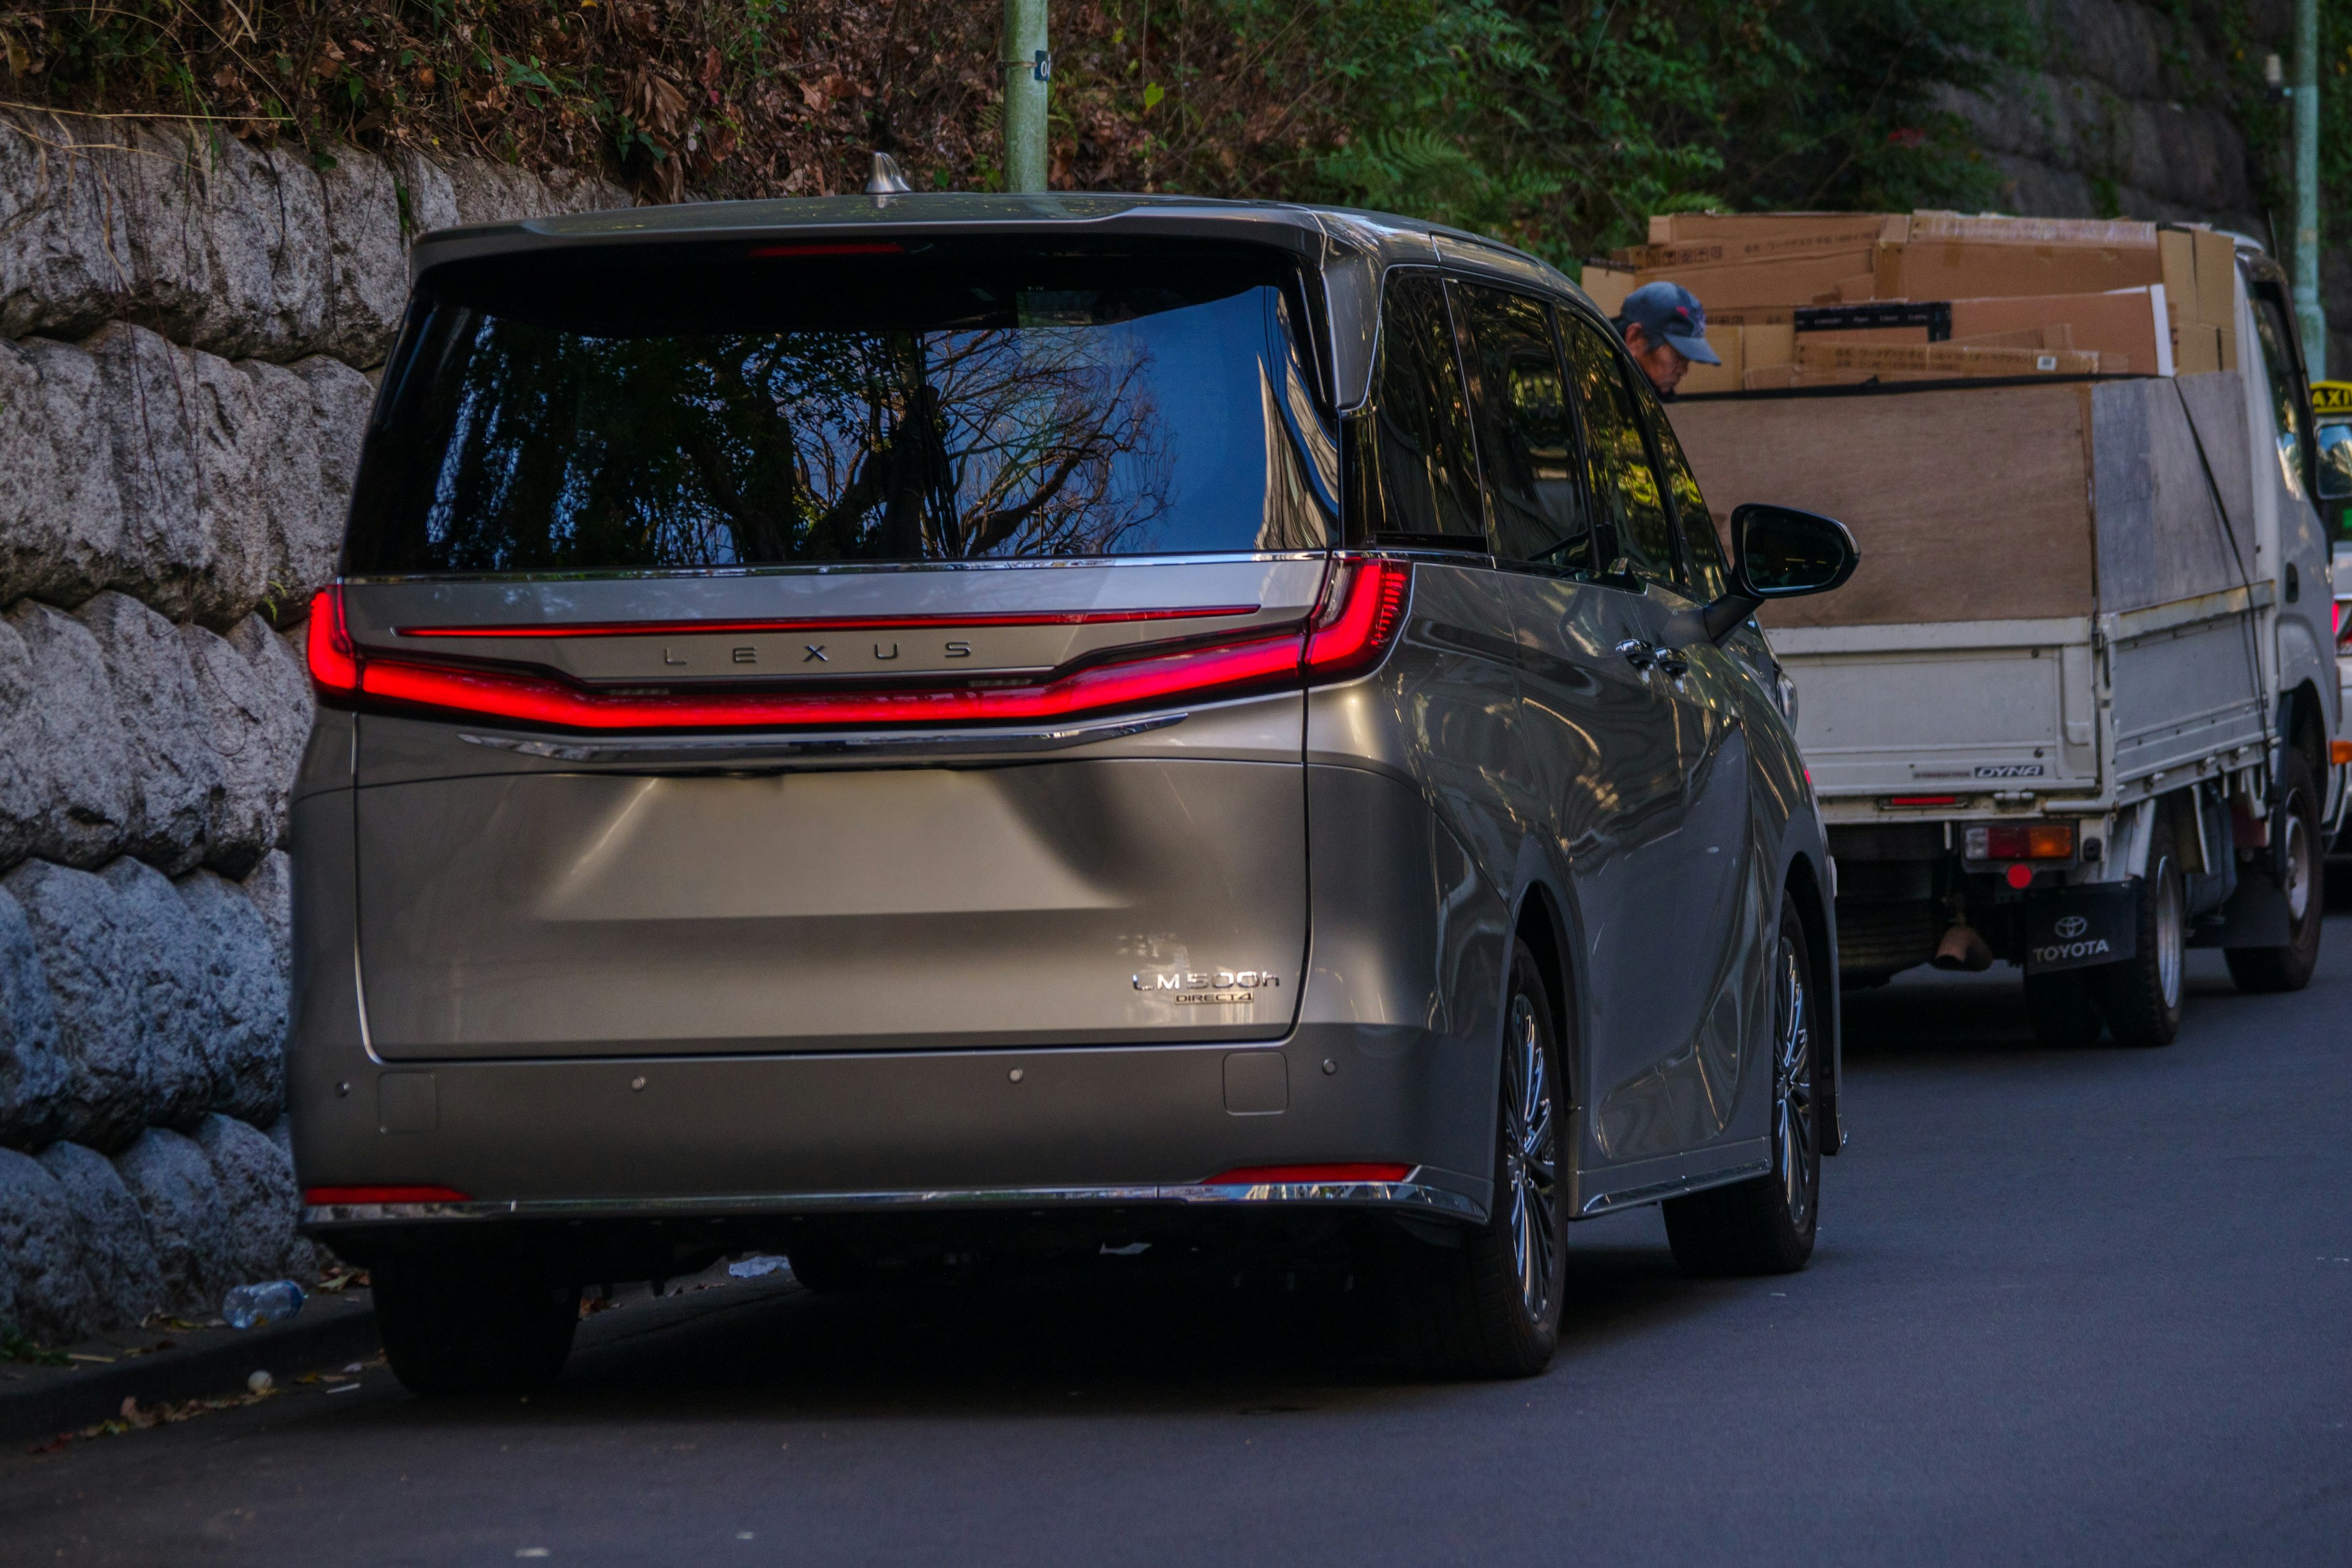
[1581,263,1638,316]
[1743,322,1795,371]
[1874,239,2163,302]
[1652,252,1875,311]
[1646,212,1906,249]
[2193,229,2235,328]
[1706,307,1795,327]
[1795,341,2101,379]
[1676,325,1746,396]
[1948,287,2172,376]
[1908,211,2158,249]
[2219,323,2237,372]
[2174,322,2222,376]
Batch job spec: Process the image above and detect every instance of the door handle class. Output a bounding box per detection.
[1615,638,1656,671]
[1653,646,1690,678]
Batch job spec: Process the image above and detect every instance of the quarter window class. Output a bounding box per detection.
[1455,284,1594,572]
[2248,287,2313,497]
[1359,272,1488,545]
[1564,316,1681,588]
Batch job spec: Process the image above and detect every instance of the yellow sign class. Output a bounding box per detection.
[2313,380,2352,418]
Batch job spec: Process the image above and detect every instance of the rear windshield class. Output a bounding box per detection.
[344,240,1338,575]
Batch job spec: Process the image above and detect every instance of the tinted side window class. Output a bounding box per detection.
[1362,272,1487,543]
[1564,317,1681,587]
[1630,377,1727,601]
[1455,284,1594,571]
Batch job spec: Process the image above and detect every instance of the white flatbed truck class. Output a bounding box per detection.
[1672,238,2343,1044]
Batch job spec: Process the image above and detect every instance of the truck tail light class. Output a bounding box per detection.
[1965,823,2075,861]
[311,558,1412,732]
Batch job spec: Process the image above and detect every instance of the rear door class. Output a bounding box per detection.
[334,236,1336,1060]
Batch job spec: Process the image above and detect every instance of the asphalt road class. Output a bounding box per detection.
[7,920,2351,1567]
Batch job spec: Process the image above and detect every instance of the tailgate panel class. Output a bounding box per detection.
[356,755,1306,1058]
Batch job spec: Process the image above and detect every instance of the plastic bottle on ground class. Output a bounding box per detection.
[222,1280,307,1329]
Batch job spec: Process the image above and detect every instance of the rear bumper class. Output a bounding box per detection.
[290,1030,1496,1238]
[302,1169,1481,1229]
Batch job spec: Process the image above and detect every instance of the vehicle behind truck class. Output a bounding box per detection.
[1643,220,2340,1044]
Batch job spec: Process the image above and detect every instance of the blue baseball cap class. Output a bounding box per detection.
[1619,281,1722,365]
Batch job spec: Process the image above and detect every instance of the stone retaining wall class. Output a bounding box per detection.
[0,112,627,1341]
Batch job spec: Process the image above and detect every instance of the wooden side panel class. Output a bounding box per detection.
[1667,384,2097,628]
[2089,377,2247,614]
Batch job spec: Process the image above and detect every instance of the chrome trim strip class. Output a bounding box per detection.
[1578,1158,1771,1218]
[455,712,1187,764]
[341,552,1332,586]
[303,1174,1485,1227]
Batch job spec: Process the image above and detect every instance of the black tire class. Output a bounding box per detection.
[2226,748,2323,993]
[2092,806,2185,1047]
[372,1241,579,1396]
[2024,970,2105,1049]
[1663,895,1820,1276]
[1388,936,1566,1379]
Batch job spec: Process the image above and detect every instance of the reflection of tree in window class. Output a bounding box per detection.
[422,319,1170,569]
[1455,284,1589,570]
[1368,274,1485,541]
[1564,319,1680,586]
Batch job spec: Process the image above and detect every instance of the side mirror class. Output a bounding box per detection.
[1702,503,1861,642]
[2316,421,2352,502]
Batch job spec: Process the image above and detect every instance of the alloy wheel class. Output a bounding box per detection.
[2282,804,2312,926]
[1501,992,1558,1321]
[1772,934,1817,1231]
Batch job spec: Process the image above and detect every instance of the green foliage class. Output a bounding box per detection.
[1267,0,2035,262]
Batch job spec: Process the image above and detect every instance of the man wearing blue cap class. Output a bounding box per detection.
[1615,280,1721,398]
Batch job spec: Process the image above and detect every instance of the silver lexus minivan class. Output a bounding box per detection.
[290,195,1857,1390]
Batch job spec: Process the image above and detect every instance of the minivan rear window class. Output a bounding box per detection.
[344,241,1337,576]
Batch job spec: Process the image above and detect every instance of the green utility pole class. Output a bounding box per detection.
[2296,0,2326,380]
[1003,0,1049,193]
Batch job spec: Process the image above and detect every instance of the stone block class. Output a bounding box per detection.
[112,1125,230,1315]
[97,859,216,1131]
[37,1139,160,1328]
[0,112,141,344]
[175,869,287,1125]
[0,881,68,1150]
[285,355,375,606]
[315,149,411,368]
[179,616,309,875]
[0,599,134,869]
[0,1145,94,1342]
[81,323,276,627]
[75,591,219,872]
[0,334,125,609]
[3,859,139,1149]
[262,1115,320,1279]
[194,1112,300,1287]
[241,850,293,978]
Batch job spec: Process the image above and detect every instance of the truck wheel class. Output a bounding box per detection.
[1388,935,1565,1378]
[2226,748,2323,993]
[2092,809,2185,1047]
[373,1242,579,1396]
[1663,896,1819,1276]
[2024,971,2105,1048]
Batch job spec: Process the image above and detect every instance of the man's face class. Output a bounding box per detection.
[1626,323,1691,395]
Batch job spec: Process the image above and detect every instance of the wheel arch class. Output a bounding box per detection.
[1781,848,1842,1158]
[1509,876,1579,1118]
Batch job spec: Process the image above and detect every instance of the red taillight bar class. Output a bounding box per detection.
[303,1185,471,1204]
[1204,1163,1413,1185]
[304,557,1412,731]
[306,584,360,697]
[393,605,1261,639]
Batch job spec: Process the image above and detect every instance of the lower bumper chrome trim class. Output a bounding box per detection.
[303,1173,1485,1228]
[1578,1158,1771,1218]
[455,712,1186,766]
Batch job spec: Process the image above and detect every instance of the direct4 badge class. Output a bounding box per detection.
[2022,884,2139,975]
[1973,763,2046,778]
